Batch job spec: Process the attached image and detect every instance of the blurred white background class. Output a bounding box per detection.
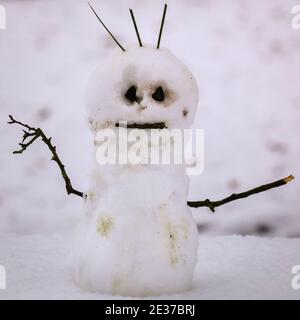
[0,0,299,237]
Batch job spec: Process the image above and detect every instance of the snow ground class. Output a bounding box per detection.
[0,232,299,300]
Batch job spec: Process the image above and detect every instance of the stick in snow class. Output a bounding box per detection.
[8,115,294,211]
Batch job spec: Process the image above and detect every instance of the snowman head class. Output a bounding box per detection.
[86,4,199,131]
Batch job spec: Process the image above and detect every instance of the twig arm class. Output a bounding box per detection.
[8,115,84,198]
[187,175,294,212]
[8,115,294,208]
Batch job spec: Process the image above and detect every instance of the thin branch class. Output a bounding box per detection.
[8,115,84,198]
[8,115,36,131]
[115,122,167,129]
[157,4,167,49]
[13,133,41,154]
[88,2,126,52]
[187,175,295,212]
[8,115,294,210]
[129,8,143,47]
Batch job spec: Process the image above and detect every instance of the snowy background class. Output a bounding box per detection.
[0,0,300,299]
[0,0,299,236]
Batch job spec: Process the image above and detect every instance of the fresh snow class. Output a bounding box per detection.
[0,233,299,300]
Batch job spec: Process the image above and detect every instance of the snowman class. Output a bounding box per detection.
[68,4,200,296]
[7,2,294,298]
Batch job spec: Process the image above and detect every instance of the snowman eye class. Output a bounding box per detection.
[124,86,138,103]
[152,86,165,102]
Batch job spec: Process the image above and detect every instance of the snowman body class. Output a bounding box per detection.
[69,45,200,296]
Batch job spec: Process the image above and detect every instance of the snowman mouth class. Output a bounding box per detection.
[115,122,167,129]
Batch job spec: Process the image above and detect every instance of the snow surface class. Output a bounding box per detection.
[0,232,299,300]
